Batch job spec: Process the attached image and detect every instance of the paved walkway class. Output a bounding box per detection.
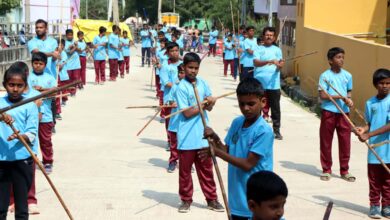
[16,46,373,220]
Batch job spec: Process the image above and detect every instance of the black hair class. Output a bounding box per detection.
[212,26,215,29]
[99,26,106,34]
[160,38,168,44]
[35,19,48,27]
[262,26,276,36]
[228,33,233,37]
[3,65,28,86]
[177,63,184,73]
[373,68,390,86]
[327,47,345,60]
[239,25,246,30]
[246,26,255,32]
[158,31,165,36]
[183,52,201,65]
[112,25,119,32]
[247,171,288,203]
[65,29,73,35]
[31,52,48,65]
[166,42,179,52]
[236,78,265,97]
[123,30,128,35]
[77,31,84,36]
[9,61,29,75]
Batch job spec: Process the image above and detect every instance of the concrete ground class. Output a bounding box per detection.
[9,46,374,220]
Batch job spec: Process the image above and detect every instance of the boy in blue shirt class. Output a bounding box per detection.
[355,69,390,218]
[208,26,219,57]
[76,31,87,88]
[154,38,169,111]
[247,171,288,220]
[176,52,223,213]
[117,28,125,78]
[223,34,235,77]
[64,29,81,96]
[140,24,152,67]
[108,25,121,81]
[253,27,284,140]
[121,31,132,74]
[28,52,57,174]
[92,26,108,84]
[318,47,354,182]
[200,78,274,219]
[241,26,257,80]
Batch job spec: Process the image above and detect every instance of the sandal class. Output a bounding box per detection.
[341,173,356,182]
[320,172,331,181]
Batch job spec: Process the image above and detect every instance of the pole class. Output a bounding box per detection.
[241,0,247,25]
[86,0,88,19]
[112,0,119,25]
[230,0,235,35]
[268,0,273,27]
[158,0,162,24]
[173,0,175,13]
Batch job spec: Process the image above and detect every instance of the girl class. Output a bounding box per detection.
[121,31,132,74]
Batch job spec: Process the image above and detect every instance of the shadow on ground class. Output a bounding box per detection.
[312,195,368,216]
[139,138,168,149]
[141,190,205,210]
[279,161,322,177]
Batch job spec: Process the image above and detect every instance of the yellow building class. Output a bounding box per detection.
[295,0,390,122]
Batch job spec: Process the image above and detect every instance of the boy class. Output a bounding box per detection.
[28,52,57,174]
[208,26,219,57]
[318,47,354,182]
[201,78,274,219]
[247,171,288,220]
[253,27,284,140]
[223,34,235,77]
[117,29,125,79]
[92,26,108,84]
[140,24,152,67]
[154,38,169,109]
[355,69,390,219]
[76,31,87,88]
[175,52,223,213]
[64,29,81,96]
[108,25,121,81]
[241,26,257,80]
[121,31,131,74]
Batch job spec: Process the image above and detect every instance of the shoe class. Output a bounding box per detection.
[28,204,40,215]
[178,201,191,213]
[44,164,53,174]
[382,206,390,218]
[274,130,283,140]
[167,162,177,173]
[52,127,56,134]
[207,200,224,212]
[55,114,62,120]
[369,205,381,219]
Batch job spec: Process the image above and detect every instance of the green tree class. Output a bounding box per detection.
[0,0,21,16]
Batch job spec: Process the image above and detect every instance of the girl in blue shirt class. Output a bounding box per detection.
[0,65,39,220]
[77,31,87,88]
[121,31,132,74]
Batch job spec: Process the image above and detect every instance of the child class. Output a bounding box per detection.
[117,29,125,78]
[108,25,120,81]
[154,38,169,107]
[318,47,354,182]
[159,42,182,147]
[28,52,57,174]
[121,31,131,74]
[355,69,390,219]
[241,26,257,81]
[64,29,81,96]
[77,31,87,88]
[92,26,108,84]
[0,65,39,219]
[57,39,70,110]
[140,24,152,67]
[208,26,219,57]
[223,34,235,77]
[175,52,223,213]
[247,171,288,220]
[166,64,185,173]
[200,78,274,219]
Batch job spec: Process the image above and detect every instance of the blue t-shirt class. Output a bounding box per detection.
[140,30,152,48]
[0,96,39,161]
[28,72,57,123]
[156,49,168,76]
[59,50,70,81]
[319,68,353,113]
[242,38,257,67]
[159,61,182,103]
[27,36,58,77]
[176,77,211,150]
[209,30,219,44]
[65,40,81,70]
[77,40,87,57]
[225,116,274,217]
[93,35,108,60]
[365,94,390,164]
[254,45,283,90]
[168,83,181,133]
[22,88,42,152]
[121,38,131,57]
[177,35,184,49]
[108,33,120,59]
[224,41,235,60]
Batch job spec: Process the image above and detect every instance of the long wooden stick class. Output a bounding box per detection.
[126,104,174,109]
[150,66,155,90]
[0,81,80,114]
[285,51,318,62]
[319,84,390,174]
[191,82,231,220]
[371,140,390,148]
[323,79,368,125]
[230,0,235,35]
[2,116,73,220]
[165,91,236,119]
[44,93,70,100]
[136,108,161,136]
[323,201,333,220]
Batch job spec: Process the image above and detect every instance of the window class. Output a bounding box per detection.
[280,0,297,5]
[281,21,296,47]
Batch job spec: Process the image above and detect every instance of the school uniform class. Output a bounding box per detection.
[0,96,38,219]
[167,81,181,164]
[27,36,58,77]
[121,37,131,74]
[108,33,120,80]
[28,71,57,166]
[78,40,87,86]
[365,94,390,206]
[223,40,235,76]
[241,37,257,80]
[254,45,283,131]
[225,115,274,218]
[156,49,168,105]
[208,30,219,56]
[93,35,108,83]
[318,69,353,175]
[65,39,81,95]
[118,45,125,78]
[140,29,152,66]
[176,77,218,203]
[57,50,71,107]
